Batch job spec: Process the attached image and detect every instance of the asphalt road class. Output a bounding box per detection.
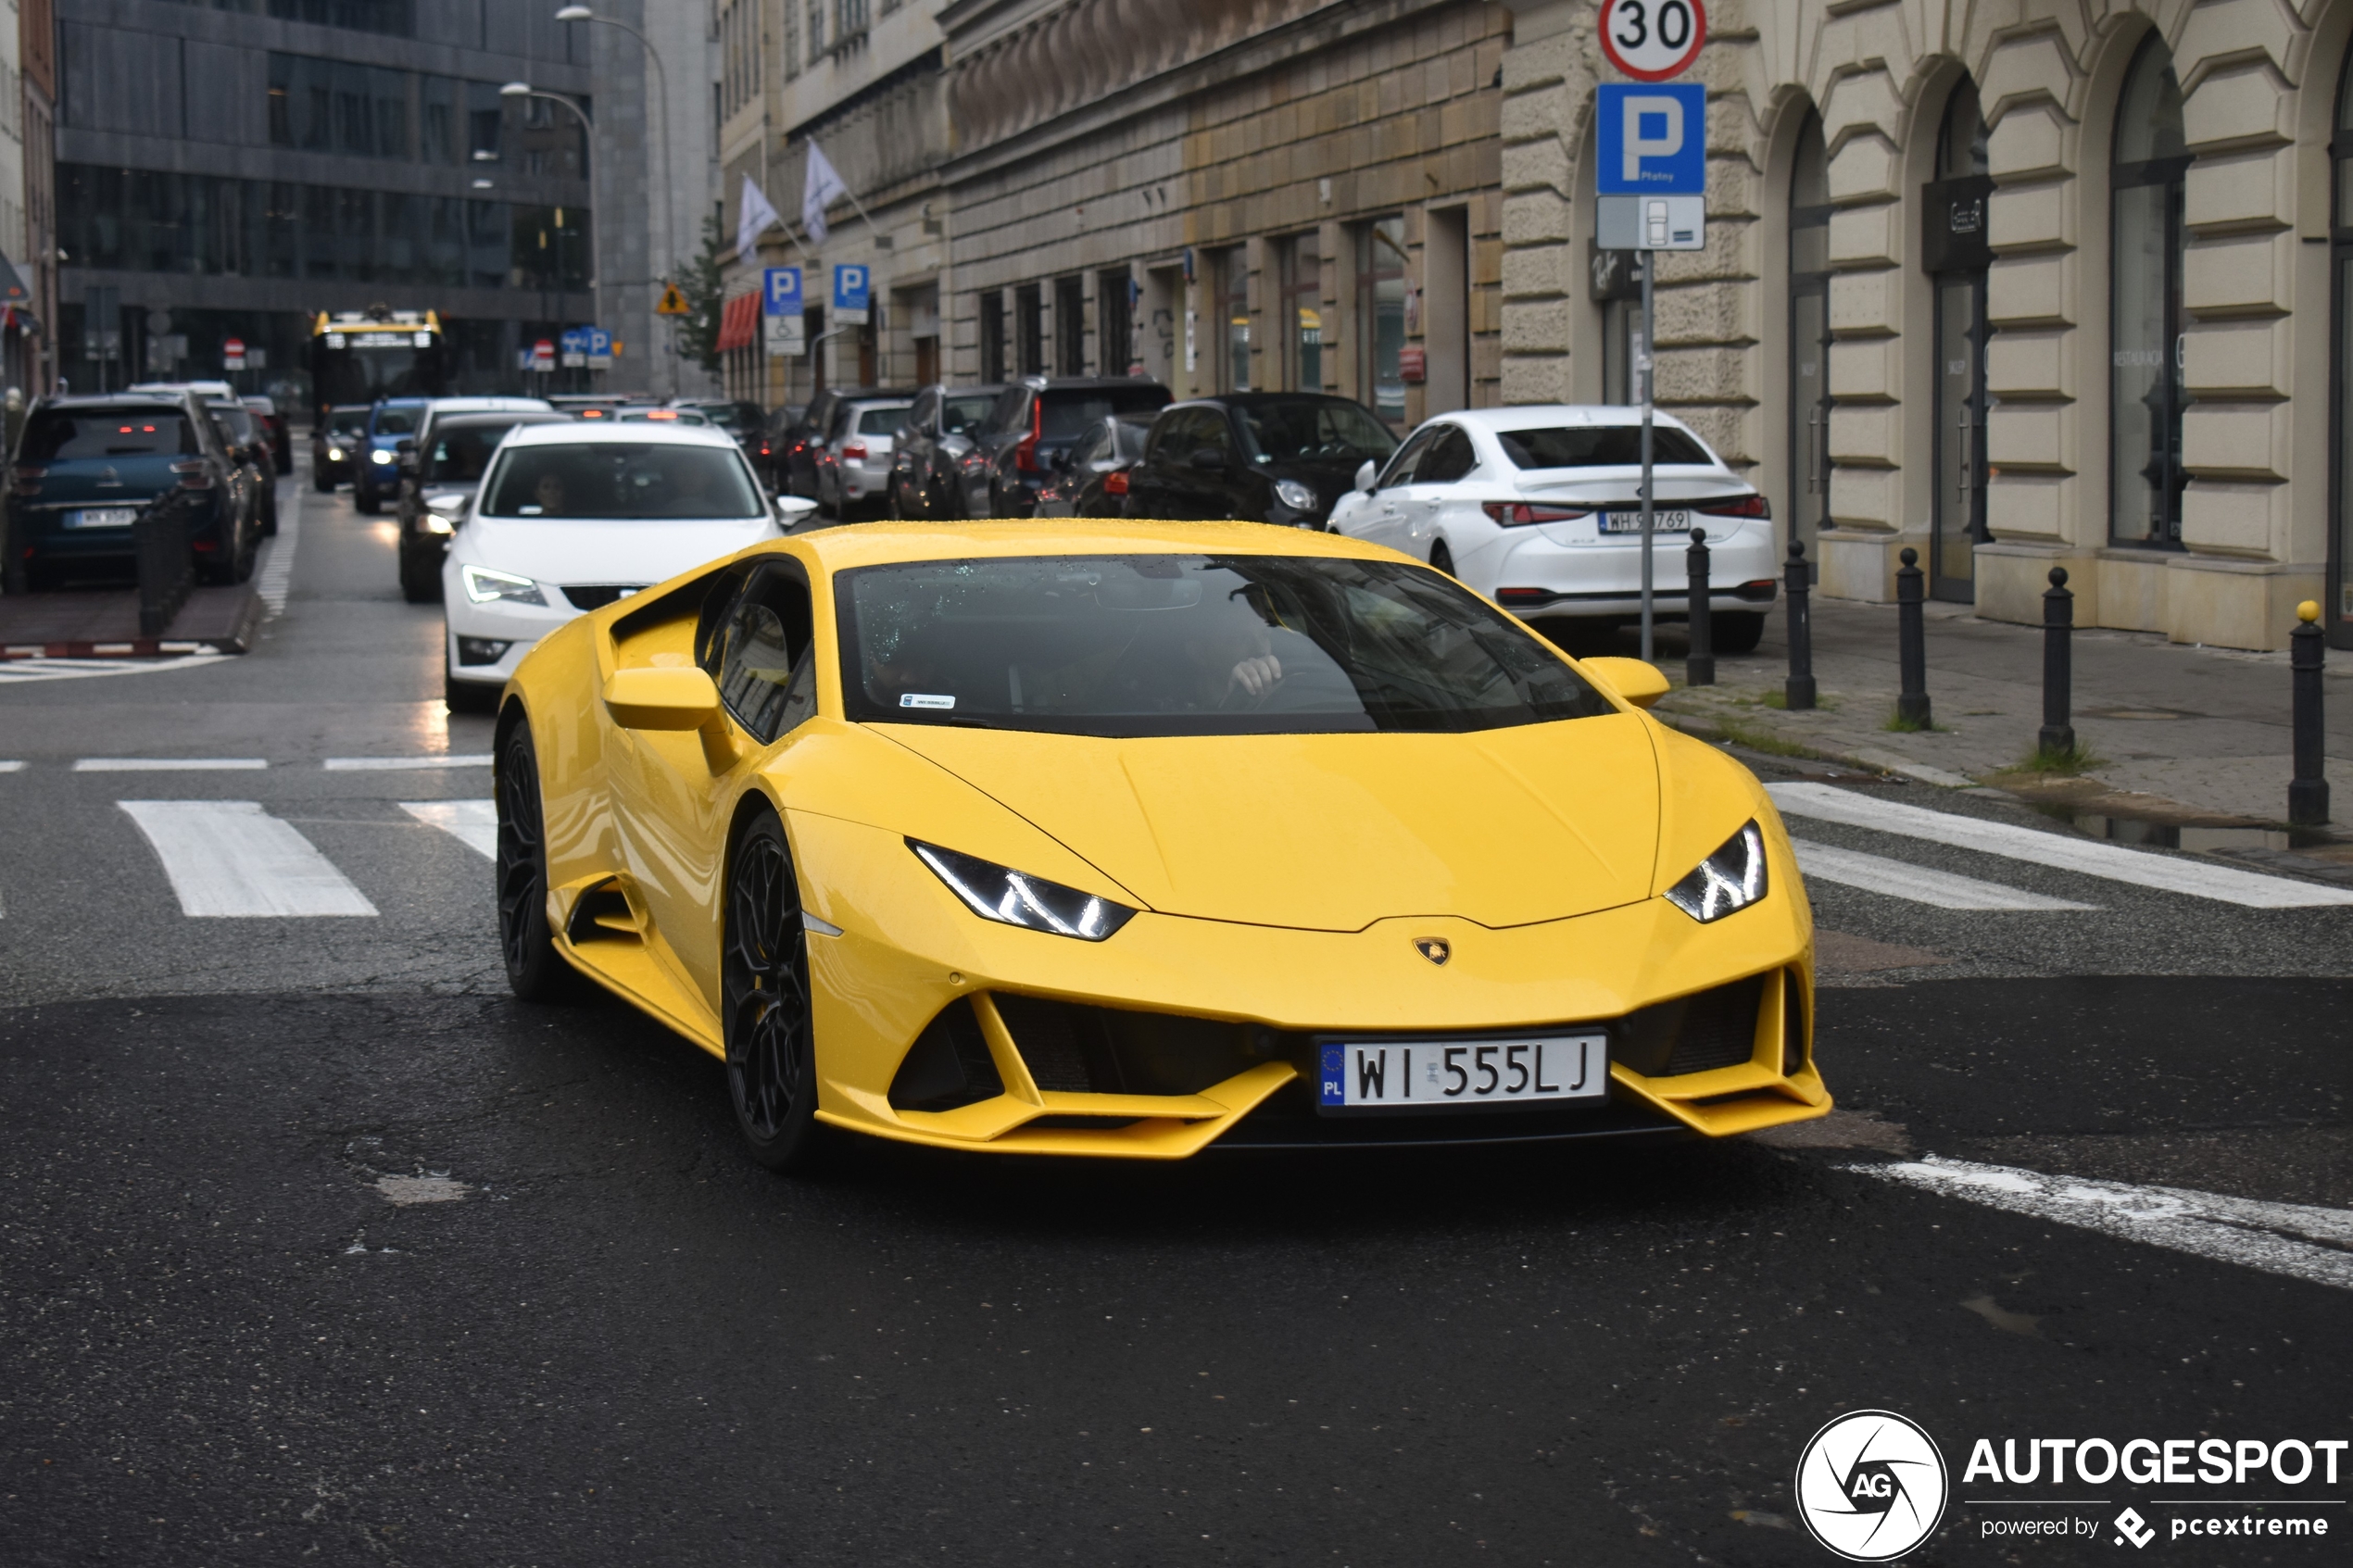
[1,474,2347,1565]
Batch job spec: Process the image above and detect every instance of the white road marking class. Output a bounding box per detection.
[1768,783,2353,908]
[0,655,231,684]
[75,758,269,772]
[399,799,497,859]
[119,800,379,917]
[1852,1155,2353,1294]
[1789,836,2096,911]
[257,485,299,617]
[328,755,494,771]
[0,761,22,772]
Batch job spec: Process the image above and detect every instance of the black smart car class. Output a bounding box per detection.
[1123,394,1397,529]
[6,392,258,589]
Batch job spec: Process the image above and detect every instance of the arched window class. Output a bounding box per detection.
[1789,109,1831,567]
[2110,36,2190,546]
[1925,78,1993,599]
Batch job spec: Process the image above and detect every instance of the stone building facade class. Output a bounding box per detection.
[1502,0,2353,652]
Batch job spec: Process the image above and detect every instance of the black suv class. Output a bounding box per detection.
[6,392,257,590]
[887,383,1006,520]
[973,378,1172,518]
[1123,394,1397,529]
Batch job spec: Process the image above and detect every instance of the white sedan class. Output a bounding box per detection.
[441,422,814,711]
[1327,406,1779,651]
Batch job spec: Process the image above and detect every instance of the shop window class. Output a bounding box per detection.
[1356,216,1405,423]
[1217,248,1251,392]
[2109,36,2191,547]
[1280,235,1321,390]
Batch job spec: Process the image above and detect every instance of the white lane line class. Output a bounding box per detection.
[1768,782,2353,908]
[1790,836,2097,911]
[1852,1155,2353,1294]
[0,761,22,772]
[327,755,495,771]
[399,799,497,860]
[119,800,378,917]
[0,655,231,684]
[257,483,300,617]
[74,758,269,772]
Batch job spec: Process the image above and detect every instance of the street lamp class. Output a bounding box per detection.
[501,82,601,366]
[554,5,676,395]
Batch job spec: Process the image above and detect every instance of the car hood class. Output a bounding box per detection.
[877,715,1662,932]
[457,514,776,587]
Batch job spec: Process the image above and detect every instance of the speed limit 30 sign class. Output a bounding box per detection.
[1600,0,1706,82]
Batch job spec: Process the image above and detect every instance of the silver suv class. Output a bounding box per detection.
[816,396,913,521]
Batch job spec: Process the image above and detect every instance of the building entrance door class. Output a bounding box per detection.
[1931,269,1989,600]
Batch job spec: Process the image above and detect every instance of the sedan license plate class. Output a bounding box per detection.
[1318,1035,1607,1113]
[66,507,140,529]
[1599,508,1691,534]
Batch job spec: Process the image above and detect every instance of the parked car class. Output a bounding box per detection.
[816,395,914,520]
[671,399,764,449]
[887,383,1005,520]
[243,395,293,475]
[311,405,371,491]
[440,423,816,711]
[353,397,432,514]
[972,377,1172,518]
[394,409,573,603]
[1032,412,1153,518]
[6,392,258,590]
[774,387,914,503]
[207,399,279,537]
[1122,394,1394,530]
[1326,406,1778,652]
[754,404,803,489]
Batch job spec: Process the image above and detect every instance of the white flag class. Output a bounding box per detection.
[736,174,780,262]
[801,140,848,247]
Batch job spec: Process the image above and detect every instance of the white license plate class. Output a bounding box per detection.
[1318,1035,1608,1112]
[1598,508,1692,534]
[66,507,140,529]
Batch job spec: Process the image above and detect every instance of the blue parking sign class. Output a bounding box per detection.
[1596,83,1706,194]
[832,264,870,313]
[763,267,801,316]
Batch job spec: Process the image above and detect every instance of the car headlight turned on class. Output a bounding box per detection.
[461,564,546,606]
[1664,821,1768,922]
[1274,478,1317,512]
[325,446,345,460]
[371,448,396,465]
[909,839,1138,941]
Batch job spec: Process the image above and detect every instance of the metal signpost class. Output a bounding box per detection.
[1596,0,1706,662]
[763,267,805,358]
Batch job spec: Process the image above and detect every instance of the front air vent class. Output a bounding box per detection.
[1612,974,1765,1077]
[989,994,1265,1097]
[887,997,1004,1111]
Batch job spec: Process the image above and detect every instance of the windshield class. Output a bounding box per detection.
[1497,426,1711,469]
[24,409,197,460]
[1235,398,1399,466]
[943,395,996,435]
[856,407,908,435]
[371,408,420,435]
[429,422,531,483]
[481,442,765,519]
[1039,386,1170,441]
[329,409,371,437]
[689,403,749,432]
[837,554,1612,737]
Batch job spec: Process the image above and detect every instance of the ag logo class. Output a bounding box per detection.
[1793,1410,1948,1561]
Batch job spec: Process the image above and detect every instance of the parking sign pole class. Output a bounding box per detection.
[1639,249,1656,663]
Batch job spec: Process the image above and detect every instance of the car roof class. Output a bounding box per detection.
[1019,377,1165,392]
[1435,404,1704,435]
[498,420,745,450]
[772,518,1426,574]
[39,393,188,408]
[428,395,555,412]
[426,410,571,428]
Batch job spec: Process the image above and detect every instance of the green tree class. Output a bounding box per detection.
[677,207,727,374]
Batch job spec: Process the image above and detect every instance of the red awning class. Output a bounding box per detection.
[715,291,761,354]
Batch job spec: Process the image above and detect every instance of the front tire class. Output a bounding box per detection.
[445,652,498,714]
[496,717,573,1001]
[722,809,830,1173]
[399,545,441,603]
[355,483,380,515]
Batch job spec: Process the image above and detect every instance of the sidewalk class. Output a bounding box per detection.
[1641,595,2353,833]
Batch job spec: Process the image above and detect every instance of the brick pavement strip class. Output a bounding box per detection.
[1647,596,2353,829]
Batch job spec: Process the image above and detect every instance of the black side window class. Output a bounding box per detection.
[1379,426,1439,488]
[1417,426,1478,484]
[716,570,816,745]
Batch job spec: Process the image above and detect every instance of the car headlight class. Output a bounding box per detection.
[460,565,546,606]
[371,448,395,465]
[909,839,1138,941]
[1663,821,1768,922]
[1274,478,1317,512]
[325,446,344,460]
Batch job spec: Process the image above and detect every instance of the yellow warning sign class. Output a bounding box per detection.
[655,282,689,317]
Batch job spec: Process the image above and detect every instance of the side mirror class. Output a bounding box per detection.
[774,494,819,527]
[602,667,721,731]
[1354,458,1378,495]
[1189,446,1226,471]
[396,438,416,455]
[1579,656,1670,710]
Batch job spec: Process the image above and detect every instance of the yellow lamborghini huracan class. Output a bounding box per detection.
[493,521,1830,1169]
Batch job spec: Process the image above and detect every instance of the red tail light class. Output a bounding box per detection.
[1104,470,1129,496]
[1013,400,1044,472]
[191,538,217,551]
[842,442,867,460]
[170,459,215,491]
[758,443,771,458]
[1697,494,1770,518]
[1480,502,1591,526]
[12,464,44,495]
[1496,587,1554,605]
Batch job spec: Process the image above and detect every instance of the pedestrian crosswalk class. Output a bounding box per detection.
[120,800,382,918]
[1785,836,2097,911]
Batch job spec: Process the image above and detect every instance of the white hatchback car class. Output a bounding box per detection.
[441,422,814,710]
[1327,406,1779,650]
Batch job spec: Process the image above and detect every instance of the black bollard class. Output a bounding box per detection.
[1895,546,1931,729]
[1685,525,1714,687]
[2038,566,2075,757]
[2290,599,2329,826]
[1783,539,1816,710]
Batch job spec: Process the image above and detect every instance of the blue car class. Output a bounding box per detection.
[352,396,430,514]
[6,392,258,590]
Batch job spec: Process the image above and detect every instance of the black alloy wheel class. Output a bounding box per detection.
[722,809,829,1172]
[496,719,573,1000]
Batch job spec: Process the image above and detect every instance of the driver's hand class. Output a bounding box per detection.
[1230,654,1283,697]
